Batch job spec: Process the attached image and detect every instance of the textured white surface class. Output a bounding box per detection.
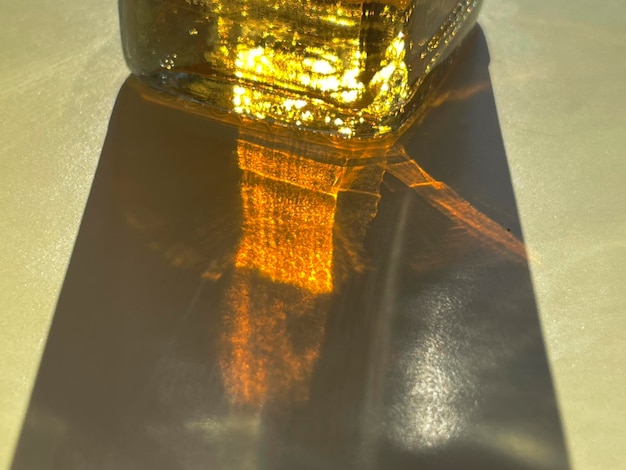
[0,1,127,468]
[481,3,626,469]
[0,1,624,469]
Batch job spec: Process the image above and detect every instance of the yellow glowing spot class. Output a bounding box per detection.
[241,46,264,69]
[334,117,344,126]
[283,98,307,110]
[320,52,339,64]
[314,76,341,92]
[341,90,358,103]
[298,73,311,86]
[311,60,335,75]
[394,35,405,54]
[342,67,360,83]
[379,63,396,81]
[319,15,356,27]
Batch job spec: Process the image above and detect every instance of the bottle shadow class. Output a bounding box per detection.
[11,27,570,470]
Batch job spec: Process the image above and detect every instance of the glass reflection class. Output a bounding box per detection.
[121,0,482,136]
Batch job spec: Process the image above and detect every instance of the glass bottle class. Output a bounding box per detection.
[120,0,481,138]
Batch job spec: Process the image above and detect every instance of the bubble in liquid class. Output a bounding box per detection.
[159,54,177,70]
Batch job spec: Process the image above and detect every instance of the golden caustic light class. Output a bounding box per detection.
[220,131,385,407]
[233,131,387,294]
[385,147,527,264]
[221,273,328,407]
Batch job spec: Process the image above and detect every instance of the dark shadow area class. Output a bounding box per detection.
[12,27,569,470]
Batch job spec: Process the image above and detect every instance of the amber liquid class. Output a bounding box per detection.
[120,0,481,138]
